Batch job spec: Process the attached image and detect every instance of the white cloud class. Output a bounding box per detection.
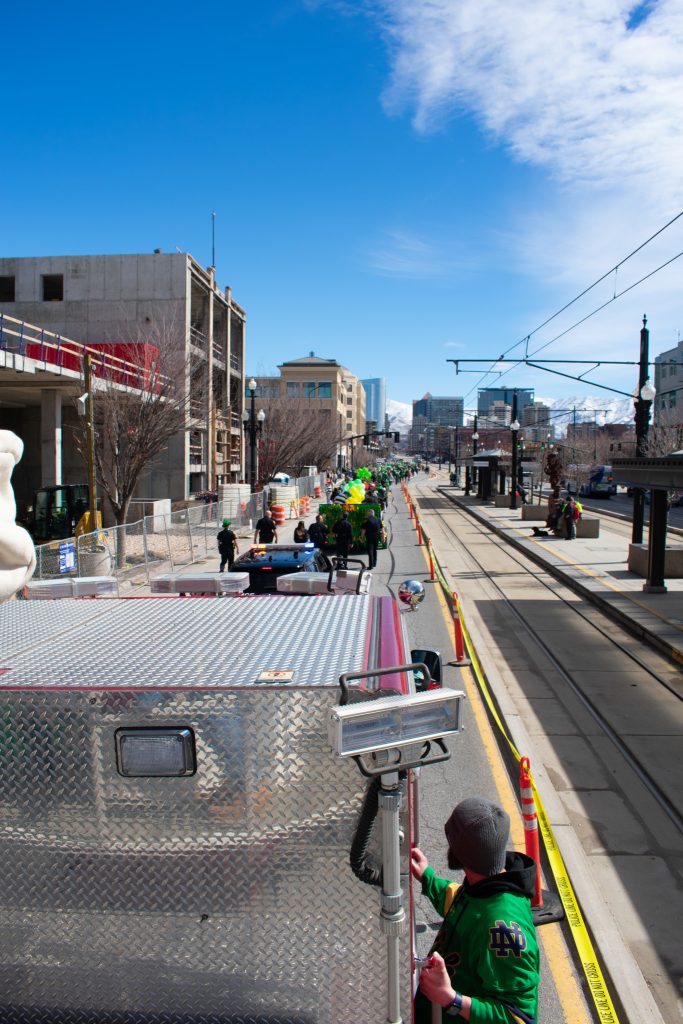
[366,229,454,276]
[373,0,683,202]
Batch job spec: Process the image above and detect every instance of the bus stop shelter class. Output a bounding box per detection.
[462,449,510,501]
[611,454,683,592]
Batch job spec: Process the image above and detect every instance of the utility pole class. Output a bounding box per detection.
[83,353,98,531]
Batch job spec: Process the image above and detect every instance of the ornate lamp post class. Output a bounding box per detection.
[630,315,656,544]
[509,417,521,509]
[242,378,265,490]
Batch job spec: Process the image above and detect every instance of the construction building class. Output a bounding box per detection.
[0,252,246,504]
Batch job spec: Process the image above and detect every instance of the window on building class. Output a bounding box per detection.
[671,360,678,375]
[347,398,353,406]
[0,276,15,302]
[304,382,318,398]
[287,382,299,398]
[661,365,667,378]
[317,381,331,398]
[671,392,677,408]
[42,274,64,301]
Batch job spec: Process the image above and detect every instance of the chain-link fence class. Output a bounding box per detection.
[33,473,327,587]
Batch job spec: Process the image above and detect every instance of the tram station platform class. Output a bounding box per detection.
[438,485,683,666]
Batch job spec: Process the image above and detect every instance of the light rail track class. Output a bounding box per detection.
[415,486,683,836]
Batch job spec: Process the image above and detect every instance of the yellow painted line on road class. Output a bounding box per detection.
[411,496,613,1024]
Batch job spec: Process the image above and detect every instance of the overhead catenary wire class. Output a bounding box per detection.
[463,209,683,401]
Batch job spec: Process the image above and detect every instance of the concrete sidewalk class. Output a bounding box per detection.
[438,486,683,666]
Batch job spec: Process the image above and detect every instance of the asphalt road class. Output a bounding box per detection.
[370,479,583,1024]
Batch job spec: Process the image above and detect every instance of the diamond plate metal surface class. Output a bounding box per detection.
[0,597,372,689]
[0,599,414,1022]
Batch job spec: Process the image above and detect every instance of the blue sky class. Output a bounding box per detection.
[4,0,683,410]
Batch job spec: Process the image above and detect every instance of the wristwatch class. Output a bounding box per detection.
[446,991,463,1016]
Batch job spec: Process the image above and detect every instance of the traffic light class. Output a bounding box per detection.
[393,432,400,443]
[363,434,370,446]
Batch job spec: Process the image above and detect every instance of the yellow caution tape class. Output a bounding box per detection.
[413,498,621,1024]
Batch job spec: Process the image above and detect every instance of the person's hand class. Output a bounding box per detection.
[418,952,455,1008]
[410,847,429,880]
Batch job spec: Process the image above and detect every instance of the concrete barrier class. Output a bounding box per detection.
[629,543,683,577]
[576,517,600,538]
[521,505,547,521]
[493,495,511,508]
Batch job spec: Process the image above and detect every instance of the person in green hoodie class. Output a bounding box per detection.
[411,797,539,1023]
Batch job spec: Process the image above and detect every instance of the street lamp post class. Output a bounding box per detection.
[632,317,655,545]
[242,378,265,490]
[470,415,479,495]
[510,391,520,510]
[509,418,521,509]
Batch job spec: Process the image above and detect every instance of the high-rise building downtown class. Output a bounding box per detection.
[410,394,464,453]
[478,388,534,422]
[360,378,387,430]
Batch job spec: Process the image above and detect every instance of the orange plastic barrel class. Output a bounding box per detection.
[314,485,322,499]
[271,504,286,525]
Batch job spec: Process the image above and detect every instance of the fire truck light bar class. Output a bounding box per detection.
[328,690,463,758]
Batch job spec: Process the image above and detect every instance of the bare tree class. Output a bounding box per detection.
[257,400,341,484]
[644,409,683,458]
[72,316,198,537]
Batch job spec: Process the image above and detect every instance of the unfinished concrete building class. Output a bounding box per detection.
[0,252,246,504]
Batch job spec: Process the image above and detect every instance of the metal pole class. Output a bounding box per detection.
[472,415,478,490]
[632,316,650,545]
[83,353,98,530]
[249,387,257,489]
[510,394,518,510]
[645,489,668,592]
[379,772,406,1024]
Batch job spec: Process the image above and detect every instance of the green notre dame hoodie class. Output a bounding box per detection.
[414,852,539,1024]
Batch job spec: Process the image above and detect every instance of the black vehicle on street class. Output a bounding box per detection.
[232,542,332,593]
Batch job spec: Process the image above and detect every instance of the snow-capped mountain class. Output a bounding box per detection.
[386,399,412,437]
[386,394,635,439]
[538,396,635,436]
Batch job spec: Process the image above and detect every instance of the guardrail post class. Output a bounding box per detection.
[142,514,151,583]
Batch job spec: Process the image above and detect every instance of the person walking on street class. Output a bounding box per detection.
[332,511,353,569]
[293,520,309,542]
[411,796,539,1023]
[308,514,328,549]
[360,507,381,568]
[254,509,278,545]
[216,519,239,573]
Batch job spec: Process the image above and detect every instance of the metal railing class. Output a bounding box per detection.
[32,473,327,587]
[0,312,171,390]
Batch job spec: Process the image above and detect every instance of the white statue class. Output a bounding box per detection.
[0,431,36,600]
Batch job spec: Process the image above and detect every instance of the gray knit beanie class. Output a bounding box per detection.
[444,797,510,876]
